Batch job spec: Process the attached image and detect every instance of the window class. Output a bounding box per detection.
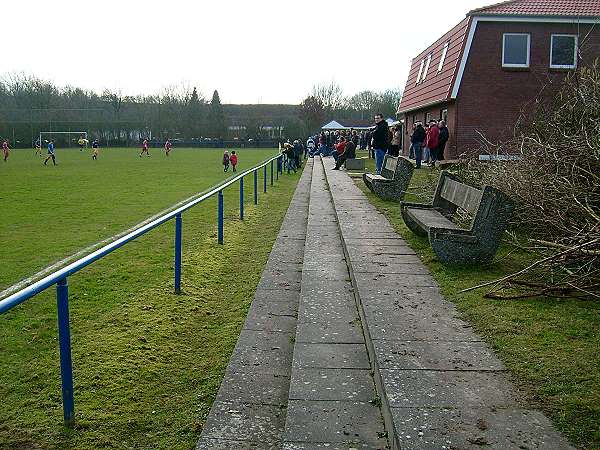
[550,34,577,69]
[441,109,448,123]
[438,42,449,72]
[425,112,432,124]
[415,59,425,84]
[502,33,530,68]
[422,53,432,81]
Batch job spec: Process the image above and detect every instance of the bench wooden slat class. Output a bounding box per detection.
[440,178,483,215]
[406,208,462,232]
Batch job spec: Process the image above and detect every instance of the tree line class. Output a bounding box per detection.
[0,74,401,146]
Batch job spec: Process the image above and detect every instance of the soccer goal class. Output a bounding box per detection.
[39,131,88,149]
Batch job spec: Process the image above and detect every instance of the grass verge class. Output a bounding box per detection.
[355,153,599,449]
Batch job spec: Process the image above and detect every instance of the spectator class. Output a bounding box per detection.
[333,136,356,170]
[422,123,430,164]
[409,123,417,159]
[306,136,315,158]
[371,113,389,174]
[230,150,238,172]
[351,129,359,148]
[411,121,426,168]
[366,129,373,158]
[437,120,449,161]
[425,119,440,167]
[293,139,303,167]
[222,150,230,172]
[332,136,347,163]
[389,124,402,157]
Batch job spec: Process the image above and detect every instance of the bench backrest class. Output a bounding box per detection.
[381,155,398,178]
[433,170,514,236]
[439,177,483,215]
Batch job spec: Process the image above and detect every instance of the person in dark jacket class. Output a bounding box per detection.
[411,122,426,168]
[437,120,449,161]
[333,138,356,170]
[371,113,389,174]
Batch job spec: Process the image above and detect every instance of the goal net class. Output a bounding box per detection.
[38,131,88,149]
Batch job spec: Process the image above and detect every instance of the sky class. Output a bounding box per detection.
[3,0,489,104]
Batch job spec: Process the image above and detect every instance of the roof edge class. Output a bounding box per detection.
[397,98,453,115]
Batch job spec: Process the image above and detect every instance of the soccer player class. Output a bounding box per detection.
[92,139,99,160]
[34,138,42,156]
[2,139,9,162]
[164,139,172,156]
[230,150,238,172]
[44,140,56,165]
[140,138,150,157]
[78,136,88,151]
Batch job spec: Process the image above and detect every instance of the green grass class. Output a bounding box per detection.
[356,152,600,450]
[356,153,600,449]
[0,147,278,290]
[0,147,302,449]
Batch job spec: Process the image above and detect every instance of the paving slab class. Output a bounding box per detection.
[289,368,375,402]
[284,400,387,447]
[380,369,517,408]
[391,407,575,450]
[292,343,370,370]
[295,320,364,344]
[216,369,290,405]
[374,340,505,371]
[200,400,286,446]
[197,437,273,449]
[298,299,358,324]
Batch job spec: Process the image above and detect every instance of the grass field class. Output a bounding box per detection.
[0,147,302,449]
[0,147,279,291]
[356,153,600,449]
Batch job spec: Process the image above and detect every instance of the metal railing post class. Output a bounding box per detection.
[253,170,258,205]
[239,177,244,220]
[263,165,267,193]
[270,160,274,186]
[174,214,182,294]
[218,190,224,244]
[276,157,280,180]
[56,278,75,427]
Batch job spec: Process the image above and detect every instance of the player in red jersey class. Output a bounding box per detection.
[164,139,172,156]
[139,139,150,157]
[2,139,9,162]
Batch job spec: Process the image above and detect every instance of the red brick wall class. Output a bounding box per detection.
[401,103,457,158]
[455,21,600,155]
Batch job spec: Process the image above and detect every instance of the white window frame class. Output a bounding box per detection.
[438,42,449,73]
[415,58,425,85]
[550,34,578,69]
[422,53,432,82]
[502,33,530,68]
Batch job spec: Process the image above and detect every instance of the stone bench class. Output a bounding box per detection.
[363,155,414,202]
[400,171,514,264]
[344,158,365,170]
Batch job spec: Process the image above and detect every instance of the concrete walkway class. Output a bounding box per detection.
[321,156,573,450]
[198,155,573,449]
[197,159,313,449]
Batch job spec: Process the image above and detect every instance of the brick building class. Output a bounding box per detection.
[397,0,600,159]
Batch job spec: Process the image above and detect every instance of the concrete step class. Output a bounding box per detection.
[282,158,389,449]
[196,160,313,449]
[321,156,574,450]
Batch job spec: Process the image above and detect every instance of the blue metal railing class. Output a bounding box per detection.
[0,153,285,427]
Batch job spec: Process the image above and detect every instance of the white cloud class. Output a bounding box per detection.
[3,0,487,103]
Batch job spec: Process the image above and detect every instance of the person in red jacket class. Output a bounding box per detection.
[425,120,439,167]
[332,137,347,165]
[230,150,238,172]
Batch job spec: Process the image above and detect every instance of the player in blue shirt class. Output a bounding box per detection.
[44,140,56,165]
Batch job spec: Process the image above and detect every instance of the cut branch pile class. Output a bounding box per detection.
[459,60,600,300]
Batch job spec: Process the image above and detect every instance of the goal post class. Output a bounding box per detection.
[39,131,88,149]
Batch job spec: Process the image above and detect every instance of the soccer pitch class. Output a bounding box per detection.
[0,146,301,449]
[0,146,278,290]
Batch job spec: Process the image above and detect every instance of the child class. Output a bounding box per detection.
[92,139,99,160]
[164,139,172,156]
[44,140,56,165]
[222,150,230,172]
[230,150,238,172]
[2,139,9,162]
[140,139,150,157]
